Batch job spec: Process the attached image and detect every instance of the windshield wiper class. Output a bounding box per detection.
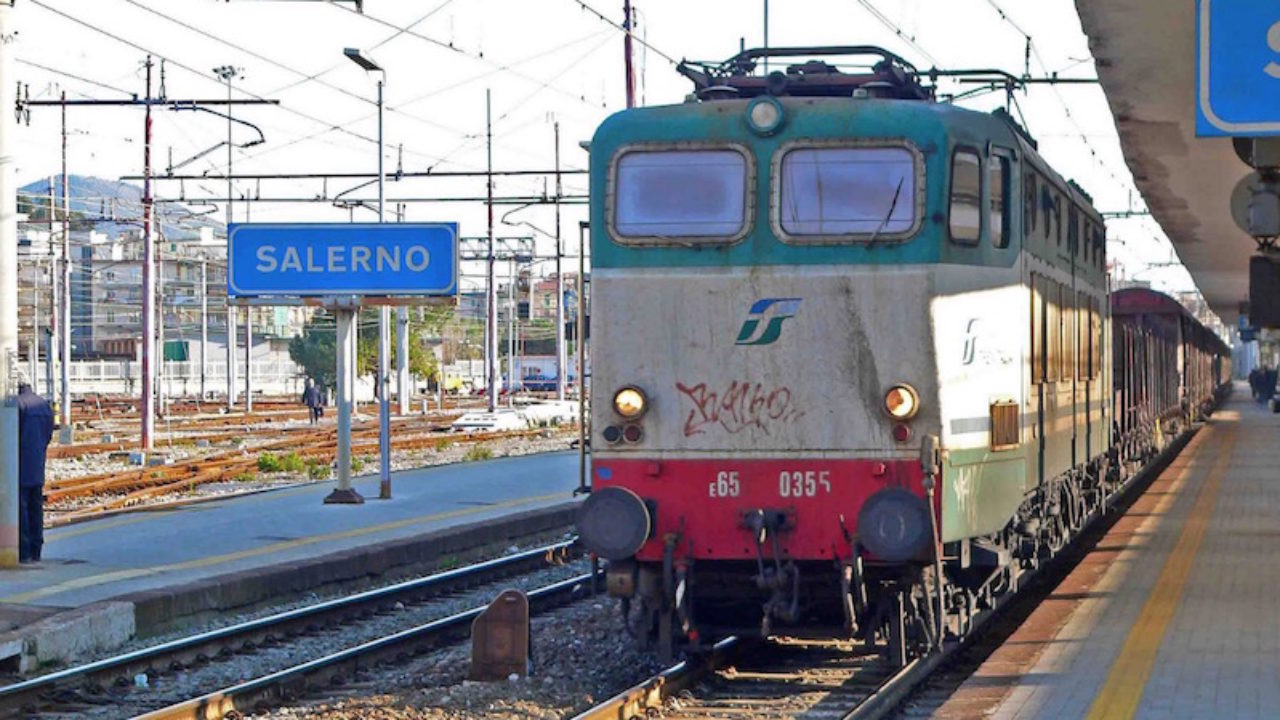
[867,177,906,248]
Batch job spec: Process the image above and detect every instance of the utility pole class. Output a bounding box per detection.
[141,57,156,452]
[200,258,208,400]
[2,1,21,568]
[508,258,515,397]
[215,65,239,412]
[486,90,499,412]
[59,93,72,444]
[623,0,636,108]
[376,75,390,499]
[157,240,166,417]
[554,122,566,401]
[46,176,55,399]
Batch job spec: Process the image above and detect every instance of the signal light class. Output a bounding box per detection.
[602,425,623,444]
[622,424,644,443]
[892,423,912,443]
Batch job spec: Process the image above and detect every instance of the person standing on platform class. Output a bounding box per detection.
[16,373,54,564]
[302,377,323,424]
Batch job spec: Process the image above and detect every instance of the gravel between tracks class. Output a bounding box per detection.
[56,557,599,720]
[255,596,660,720]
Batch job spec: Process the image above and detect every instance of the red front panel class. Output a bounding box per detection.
[593,458,934,562]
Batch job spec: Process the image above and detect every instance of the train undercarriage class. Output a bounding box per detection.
[609,409,1200,666]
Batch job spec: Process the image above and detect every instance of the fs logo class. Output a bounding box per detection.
[735,298,802,346]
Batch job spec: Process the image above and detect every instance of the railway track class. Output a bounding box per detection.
[46,422,561,524]
[0,540,588,720]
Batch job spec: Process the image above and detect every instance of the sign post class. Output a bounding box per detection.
[227,222,459,504]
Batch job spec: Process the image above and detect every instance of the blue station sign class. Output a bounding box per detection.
[227,222,459,298]
[1197,0,1280,136]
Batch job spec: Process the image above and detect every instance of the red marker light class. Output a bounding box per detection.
[892,423,912,443]
[623,424,644,443]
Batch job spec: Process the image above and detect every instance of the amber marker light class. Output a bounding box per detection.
[884,384,920,420]
[613,386,648,419]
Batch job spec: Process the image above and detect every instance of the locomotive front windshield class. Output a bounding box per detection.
[777,146,916,238]
[612,148,749,242]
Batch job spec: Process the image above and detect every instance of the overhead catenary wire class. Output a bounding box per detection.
[977,0,1139,204]
[852,0,940,68]
[26,0,447,167]
[565,0,680,67]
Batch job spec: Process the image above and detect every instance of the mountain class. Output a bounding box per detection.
[18,174,224,241]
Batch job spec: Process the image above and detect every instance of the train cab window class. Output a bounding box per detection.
[989,155,1010,249]
[949,149,982,245]
[610,148,751,244]
[775,145,920,241]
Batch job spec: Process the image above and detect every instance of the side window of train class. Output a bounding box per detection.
[1046,280,1061,383]
[1059,284,1074,381]
[949,149,982,245]
[1093,297,1102,378]
[1041,184,1054,243]
[1023,172,1037,238]
[1067,206,1079,257]
[1031,273,1044,384]
[1075,292,1085,381]
[989,153,1011,249]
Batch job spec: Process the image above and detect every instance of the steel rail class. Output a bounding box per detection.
[133,573,597,720]
[0,540,580,718]
[569,637,741,720]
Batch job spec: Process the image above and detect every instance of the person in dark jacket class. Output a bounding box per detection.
[301,378,323,424]
[16,374,54,564]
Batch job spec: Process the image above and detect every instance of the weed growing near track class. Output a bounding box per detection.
[305,459,330,480]
[464,444,493,462]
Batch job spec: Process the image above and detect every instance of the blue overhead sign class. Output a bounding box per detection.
[227,222,459,298]
[1197,0,1280,136]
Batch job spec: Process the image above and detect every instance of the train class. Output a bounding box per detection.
[574,46,1231,663]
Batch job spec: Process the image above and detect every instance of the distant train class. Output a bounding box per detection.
[575,46,1230,663]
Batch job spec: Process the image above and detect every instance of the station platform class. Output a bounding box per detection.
[937,387,1276,719]
[0,451,579,669]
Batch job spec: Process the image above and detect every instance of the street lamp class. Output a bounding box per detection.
[344,47,394,501]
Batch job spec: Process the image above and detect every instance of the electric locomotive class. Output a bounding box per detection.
[576,46,1220,663]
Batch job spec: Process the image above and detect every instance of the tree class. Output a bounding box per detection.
[291,308,440,396]
[289,311,339,391]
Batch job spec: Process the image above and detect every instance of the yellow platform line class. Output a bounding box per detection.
[1,492,569,604]
[1084,426,1236,720]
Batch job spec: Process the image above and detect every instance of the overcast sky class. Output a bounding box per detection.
[8,0,1197,296]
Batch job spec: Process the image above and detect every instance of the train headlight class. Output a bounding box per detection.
[613,386,648,419]
[884,384,920,420]
[858,488,932,562]
[745,96,785,136]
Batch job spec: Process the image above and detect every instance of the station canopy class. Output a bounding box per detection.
[1077,1,1254,323]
